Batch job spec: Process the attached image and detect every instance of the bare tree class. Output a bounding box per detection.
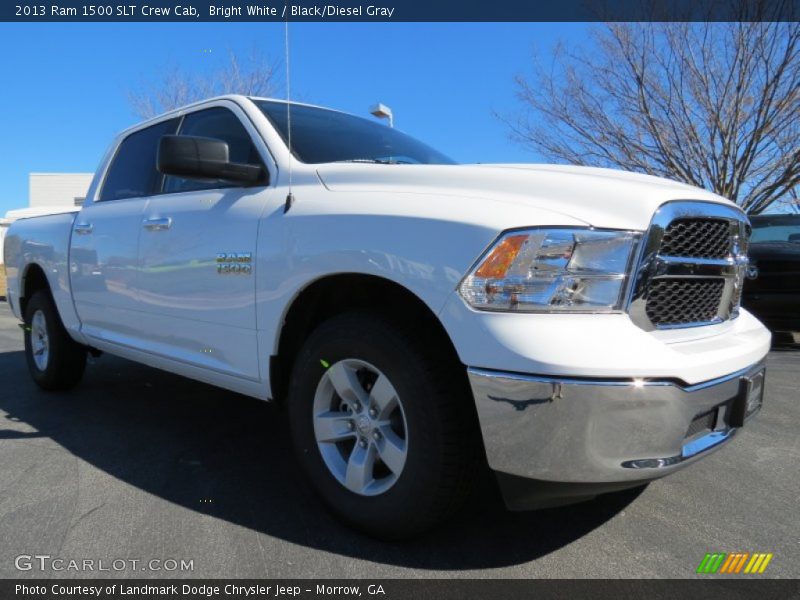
[507,21,799,214]
[128,49,280,120]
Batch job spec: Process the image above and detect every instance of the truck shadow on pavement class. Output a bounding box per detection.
[0,350,642,570]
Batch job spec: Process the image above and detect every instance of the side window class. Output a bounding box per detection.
[99,118,179,201]
[163,107,264,194]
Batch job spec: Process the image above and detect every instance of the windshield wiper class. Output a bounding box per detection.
[333,158,413,165]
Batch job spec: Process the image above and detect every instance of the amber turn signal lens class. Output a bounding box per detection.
[474,234,528,279]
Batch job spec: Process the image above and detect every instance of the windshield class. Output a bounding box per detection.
[750,216,800,244]
[255,100,455,165]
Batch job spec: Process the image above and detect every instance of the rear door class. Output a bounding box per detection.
[135,105,273,381]
[71,118,179,347]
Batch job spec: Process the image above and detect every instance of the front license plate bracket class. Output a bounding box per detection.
[729,369,765,428]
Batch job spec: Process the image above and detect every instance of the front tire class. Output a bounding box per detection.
[288,312,478,539]
[24,290,87,391]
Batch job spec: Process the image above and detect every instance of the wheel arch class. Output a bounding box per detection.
[269,273,463,405]
[19,262,50,317]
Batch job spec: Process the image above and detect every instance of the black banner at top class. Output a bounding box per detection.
[4,0,800,22]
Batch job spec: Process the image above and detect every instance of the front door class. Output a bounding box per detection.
[135,105,272,381]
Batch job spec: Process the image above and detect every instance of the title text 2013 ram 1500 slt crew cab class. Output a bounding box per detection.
[3,96,771,538]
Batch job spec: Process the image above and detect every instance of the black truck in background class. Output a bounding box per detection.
[742,214,800,340]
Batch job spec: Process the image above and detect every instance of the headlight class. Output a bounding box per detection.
[458,228,640,312]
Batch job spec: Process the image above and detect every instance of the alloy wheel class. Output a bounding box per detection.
[312,359,408,496]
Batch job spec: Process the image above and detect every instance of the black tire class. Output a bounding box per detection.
[23,290,87,391]
[288,311,479,539]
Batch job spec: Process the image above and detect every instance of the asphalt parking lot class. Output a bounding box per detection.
[0,301,797,579]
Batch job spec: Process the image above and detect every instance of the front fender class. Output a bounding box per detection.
[253,190,587,389]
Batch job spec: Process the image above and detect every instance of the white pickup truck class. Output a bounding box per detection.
[3,95,770,538]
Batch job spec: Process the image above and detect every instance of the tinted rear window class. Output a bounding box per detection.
[100,118,180,201]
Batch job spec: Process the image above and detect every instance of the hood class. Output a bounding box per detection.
[316,163,735,231]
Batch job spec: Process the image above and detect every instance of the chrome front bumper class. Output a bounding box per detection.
[468,361,765,508]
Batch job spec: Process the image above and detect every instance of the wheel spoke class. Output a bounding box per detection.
[369,374,398,419]
[345,442,376,494]
[30,310,49,371]
[314,411,355,443]
[327,362,368,406]
[376,428,406,475]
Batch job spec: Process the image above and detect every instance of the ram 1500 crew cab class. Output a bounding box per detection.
[3,96,770,538]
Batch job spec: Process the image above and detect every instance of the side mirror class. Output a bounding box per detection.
[157,135,265,185]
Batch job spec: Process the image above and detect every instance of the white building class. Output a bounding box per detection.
[1,173,93,264]
[0,217,10,264]
[29,172,94,209]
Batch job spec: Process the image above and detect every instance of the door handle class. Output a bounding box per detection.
[74,222,93,235]
[143,217,172,231]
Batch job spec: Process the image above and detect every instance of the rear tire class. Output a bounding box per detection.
[24,290,87,391]
[288,312,479,539]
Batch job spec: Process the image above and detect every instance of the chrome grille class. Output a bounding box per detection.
[628,201,750,331]
[645,279,725,326]
[660,218,731,259]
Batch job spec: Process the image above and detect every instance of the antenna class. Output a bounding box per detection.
[283,14,295,213]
